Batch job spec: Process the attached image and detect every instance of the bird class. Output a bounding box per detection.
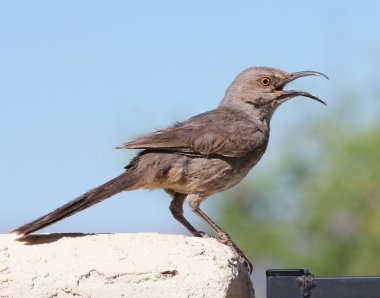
[12,67,328,273]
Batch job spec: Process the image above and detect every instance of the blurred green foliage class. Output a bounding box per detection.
[218,90,380,276]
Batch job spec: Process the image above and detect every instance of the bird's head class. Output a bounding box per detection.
[220,67,328,120]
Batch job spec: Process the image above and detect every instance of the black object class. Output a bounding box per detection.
[266,269,380,298]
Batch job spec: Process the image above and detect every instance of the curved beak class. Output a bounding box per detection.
[279,90,327,105]
[277,71,329,105]
[281,71,329,86]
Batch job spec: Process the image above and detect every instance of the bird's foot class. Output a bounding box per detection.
[217,232,253,274]
[238,254,253,275]
[192,231,211,238]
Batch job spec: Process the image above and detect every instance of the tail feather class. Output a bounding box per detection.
[12,172,140,236]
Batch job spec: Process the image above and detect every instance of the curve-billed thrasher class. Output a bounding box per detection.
[12,67,328,273]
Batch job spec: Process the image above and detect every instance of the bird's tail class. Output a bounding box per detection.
[12,171,141,236]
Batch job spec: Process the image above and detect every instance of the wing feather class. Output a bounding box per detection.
[117,108,267,158]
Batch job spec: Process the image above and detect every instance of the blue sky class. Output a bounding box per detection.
[1,1,379,234]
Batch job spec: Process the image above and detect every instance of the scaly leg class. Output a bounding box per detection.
[187,193,253,274]
[165,190,210,238]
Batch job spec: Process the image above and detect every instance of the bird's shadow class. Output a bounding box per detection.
[15,233,105,245]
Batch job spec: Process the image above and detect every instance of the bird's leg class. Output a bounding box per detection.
[165,190,210,238]
[194,207,253,273]
[187,194,253,274]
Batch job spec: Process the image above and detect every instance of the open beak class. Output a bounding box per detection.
[277,71,329,105]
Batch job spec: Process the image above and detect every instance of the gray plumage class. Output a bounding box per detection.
[12,66,328,273]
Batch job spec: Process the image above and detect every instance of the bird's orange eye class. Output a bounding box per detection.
[260,77,271,86]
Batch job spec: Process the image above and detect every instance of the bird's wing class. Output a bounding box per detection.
[117,108,267,158]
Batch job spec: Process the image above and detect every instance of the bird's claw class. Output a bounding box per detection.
[192,231,211,238]
[216,232,253,274]
[193,231,252,273]
[217,231,230,244]
[240,256,253,274]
